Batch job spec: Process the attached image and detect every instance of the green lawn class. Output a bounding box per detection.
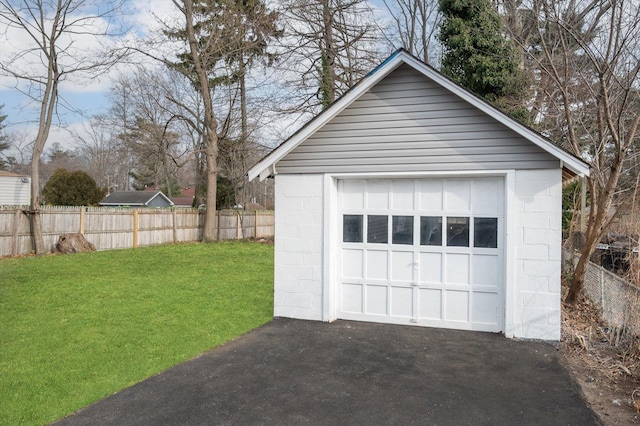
[0,242,274,425]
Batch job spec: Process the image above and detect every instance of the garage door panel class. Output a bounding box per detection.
[366,285,388,315]
[419,288,442,320]
[342,284,364,313]
[343,249,363,279]
[366,250,388,280]
[445,290,470,322]
[390,287,413,317]
[391,180,415,210]
[419,252,442,283]
[445,253,470,285]
[418,180,443,211]
[342,180,365,209]
[444,180,471,211]
[472,254,499,286]
[366,180,390,209]
[391,251,414,282]
[472,292,500,324]
[472,178,501,213]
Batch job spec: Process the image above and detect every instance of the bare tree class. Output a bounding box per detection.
[0,0,128,254]
[72,117,122,191]
[510,0,640,303]
[2,129,34,174]
[382,0,442,64]
[169,0,221,241]
[277,0,384,113]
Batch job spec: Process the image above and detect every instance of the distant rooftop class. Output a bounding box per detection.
[99,190,174,207]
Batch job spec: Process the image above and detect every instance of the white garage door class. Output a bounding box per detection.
[338,177,504,332]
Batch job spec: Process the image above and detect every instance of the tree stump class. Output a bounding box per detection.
[54,233,96,254]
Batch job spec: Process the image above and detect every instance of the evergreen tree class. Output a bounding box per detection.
[438,0,530,122]
[42,168,105,206]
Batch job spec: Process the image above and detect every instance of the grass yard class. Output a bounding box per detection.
[0,241,274,425]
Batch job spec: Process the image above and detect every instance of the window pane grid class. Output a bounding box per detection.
[344,214,498,249]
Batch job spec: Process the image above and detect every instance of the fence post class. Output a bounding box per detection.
[79,208,85,235]
[172,209,178,243]
[133,209,139,248]
[12,209,21,256]
[255,210,258,238]
[236,211,241,239]
[601,267,605,315]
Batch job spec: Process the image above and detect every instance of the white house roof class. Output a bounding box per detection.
[248,49,590,182]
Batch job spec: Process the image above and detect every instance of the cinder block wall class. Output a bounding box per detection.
[513,169,562,340]
[274,170,563,341]
[274,174,324,320]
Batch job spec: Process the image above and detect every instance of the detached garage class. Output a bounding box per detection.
[248,49,589,340]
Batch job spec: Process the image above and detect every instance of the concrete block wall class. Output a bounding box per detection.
[273,174,324,320]
[513,169,562,340]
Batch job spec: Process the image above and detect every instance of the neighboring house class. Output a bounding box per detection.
[248,49,590,341]
[99,190,174,208]
[0,171,31,205]
[171,197,194,208]
[171,187,196,208]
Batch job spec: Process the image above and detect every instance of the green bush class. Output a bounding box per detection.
[42,168,105,206]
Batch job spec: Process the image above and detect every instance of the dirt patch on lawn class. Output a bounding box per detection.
[561,298,640,424]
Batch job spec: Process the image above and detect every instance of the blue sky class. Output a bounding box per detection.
[0,0,392,154]
[0,0,176,152]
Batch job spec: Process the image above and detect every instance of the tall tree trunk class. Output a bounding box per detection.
[320,0,336,107]
[182,0,219,242]
[30,22,60,255]
[29,150,45,255]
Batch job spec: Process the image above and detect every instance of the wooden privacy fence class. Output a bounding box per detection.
[0,206,274,257]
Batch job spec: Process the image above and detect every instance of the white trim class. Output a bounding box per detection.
[331,172,508,333]
[325,170,514,180]
[503,171,517,338]
[322,174,338,322]
[247,50,590,182]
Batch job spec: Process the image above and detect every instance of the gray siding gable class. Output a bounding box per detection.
[276,64,559,175]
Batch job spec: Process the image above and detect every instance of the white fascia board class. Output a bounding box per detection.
[247,54,407,182]
[400,54,590,177]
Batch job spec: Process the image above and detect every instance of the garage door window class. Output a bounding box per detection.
[392,216,414,245]
[420,216,442,246]
[343,215,363,242]
[344,213,499,249]
[474,217,498,248]
[367,215,388,243]
[447,217,469,247]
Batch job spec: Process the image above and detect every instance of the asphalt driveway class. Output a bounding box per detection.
[54,318,599,425]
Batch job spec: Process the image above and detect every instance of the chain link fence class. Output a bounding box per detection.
[563,248,640,332]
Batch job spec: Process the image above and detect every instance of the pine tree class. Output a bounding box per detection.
[438,0,530,122]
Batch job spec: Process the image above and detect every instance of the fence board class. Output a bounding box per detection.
[0,206,274,257]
